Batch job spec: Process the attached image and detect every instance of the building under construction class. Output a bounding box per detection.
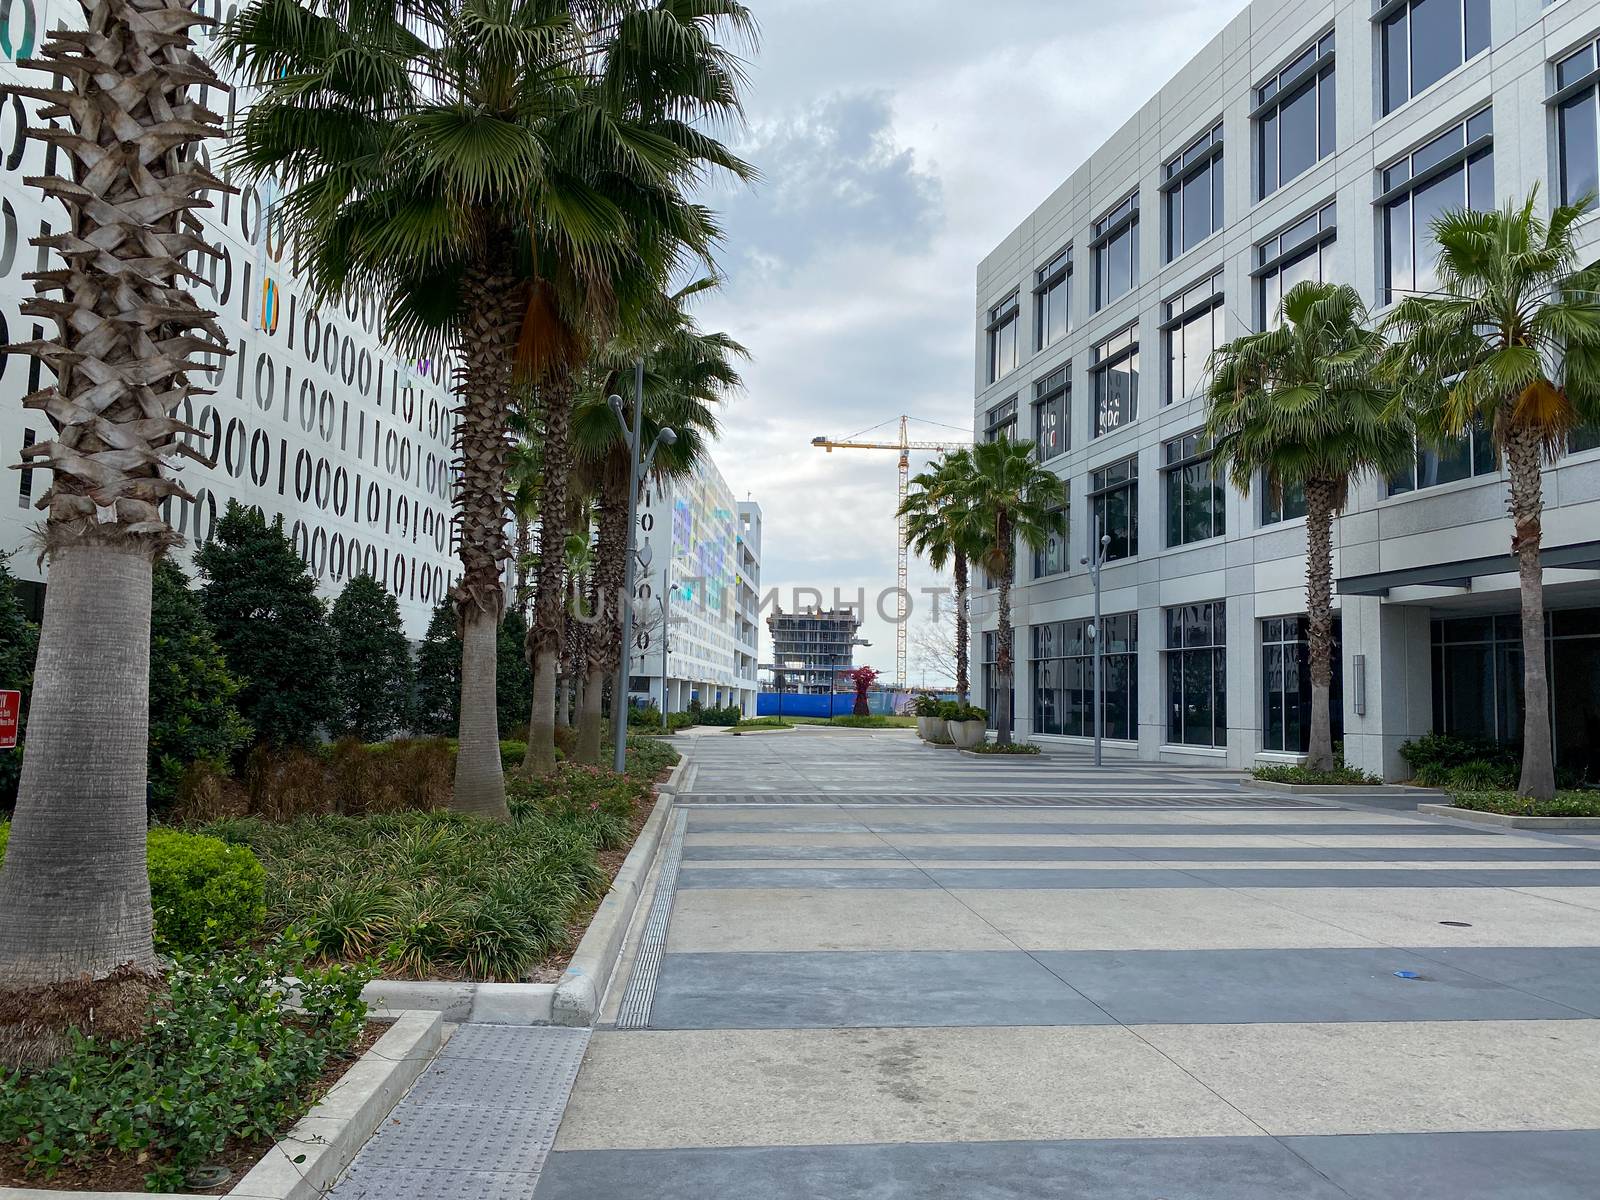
[766,608,864,695]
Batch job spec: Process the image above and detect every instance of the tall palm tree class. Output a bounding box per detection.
[1207,281,1412,773]
[946,440,1065,745]
[0,0,229,989]
[1383,193,1600,798]
[567,291,742,764]
[222,0,754,803]
[901,450,984,704]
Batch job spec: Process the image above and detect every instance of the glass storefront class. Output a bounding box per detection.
[1031,614,1139,741]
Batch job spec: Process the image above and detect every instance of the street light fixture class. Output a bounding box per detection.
[611,359,676,774]
[1080,528,1113,769]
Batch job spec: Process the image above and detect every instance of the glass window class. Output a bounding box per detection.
[1164,272,1222,404]
[1031,614,1139,740]
[1166,602,1226,747]
[1556,39,1600,209]
[1033,506,1068,579]
[1254,202,1336,328]
[1164,433,1225,546]
[1571,422,1600,455]
[1091,326,1140,436]
[1261,474,1307,526]
[1032,367,1069,460]
[1388,419,1496,494]
[987,294,1019,383]
[1381,0,1491,116]
[1090,456,1138,562]
[1382,109,1493,304]
[1092,192,1140,311]
[984,396,1018,443]
[1255,32,1335,199]
[1163,122,1223,262]
[1262,616,1344,753]
[1035,249,1072,350]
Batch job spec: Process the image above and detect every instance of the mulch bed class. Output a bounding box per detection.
[0,1021,388,1195]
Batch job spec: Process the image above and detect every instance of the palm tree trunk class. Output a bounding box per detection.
[1304,478,1338,774]
[577,459,628,766]
[954,552,970,705]
[450,258,518,819]
[0,543,156,985]
[521,374,574,778]
[577,667,607,763]
[1507,428,1557,799]
[513,513,532,620]
[554,676,570,728]
[996,545,1014,747]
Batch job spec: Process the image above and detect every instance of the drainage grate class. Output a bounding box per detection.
[329,1025,590,1199]
[615,809,687,1030]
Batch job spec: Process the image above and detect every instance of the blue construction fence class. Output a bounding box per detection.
[755,690,951,718]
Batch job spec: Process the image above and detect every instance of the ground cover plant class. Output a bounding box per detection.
[788,715,918,729]
[0,933,372,1192]
[967,742,1042,755]
[1449,791,1600,818]
[728,718,794,731]
[1251,762,1382,786]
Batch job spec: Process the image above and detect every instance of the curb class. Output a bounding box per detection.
[1244,780,1447,797]
[364,751,688,1027]
[551,785,677,1026]
[0,1011,445,1200]
[1417,802,1600,831]
[957,748,1048,760]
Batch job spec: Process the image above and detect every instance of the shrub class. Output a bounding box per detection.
[0,932,371,1191]
[936,700,961,720]
[330,575,415,742]
[910,694,942,718]
[196,502,337,749]
[1400,732,1514,777]
[148,560,253,810]
[1446,759,1517,792]
[1252,762,1383,786]
[0,825,263,955]
[1452,790,1600,818]
[666,710,696,732]
[969,741,1041,755]
[413,600,460,736]
[696,704,743,727]
[730,717,793,731]
[628,702,663,728]
[950,703,988,723]
[496,608,534,739]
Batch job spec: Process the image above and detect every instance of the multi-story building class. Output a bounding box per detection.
[974,0,1600,781]
[766,608,864,695]
[624,454,759,716]
[0,0,459,638]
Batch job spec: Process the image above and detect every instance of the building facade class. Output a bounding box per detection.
[624,455,760,716]
[975,0,1600,780]
[0,0,459,637]
[766,608,865,695]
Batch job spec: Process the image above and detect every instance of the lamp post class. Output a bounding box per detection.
[658,566,672,734]
[611,359,676,774]
[1080,527,1112,768]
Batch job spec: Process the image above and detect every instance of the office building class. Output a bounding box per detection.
[974,0,1600,779]
[625,455,760,716]
[0,1,458,637]
[766,608,864,695]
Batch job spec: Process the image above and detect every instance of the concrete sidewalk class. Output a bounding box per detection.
[534,727,1600,1199]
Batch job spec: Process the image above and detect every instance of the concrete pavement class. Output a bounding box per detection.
[536,727,1600,1199]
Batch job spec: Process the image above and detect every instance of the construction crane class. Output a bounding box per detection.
[812,416,971,691]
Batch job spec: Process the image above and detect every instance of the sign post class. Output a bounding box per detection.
[0,690,21,750]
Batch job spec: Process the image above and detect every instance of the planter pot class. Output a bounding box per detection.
[916,716,940,740]
[946,719,987,750]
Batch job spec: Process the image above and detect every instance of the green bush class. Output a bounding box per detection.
[729,717,793,731]
[329,574,415,742]
[499,740,527,772]
[1446,759,1517,792]
[0,932,371,1192]
[0,825,264,954]
[910,694,942,718]
[696,704,743,727]
[936,700,961,720]
[1451,790,1600,818]
[969,741,1041,755]
[1251,762,1383,786]
[950,703,988,723]
[1400,732,1515,778]
[627,702,663,728]
[666,710,696,732]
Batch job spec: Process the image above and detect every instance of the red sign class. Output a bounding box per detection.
[0,691,20,750]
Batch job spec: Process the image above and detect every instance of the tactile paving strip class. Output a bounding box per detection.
[330,1025,590,1199]
[616,809,688,1030]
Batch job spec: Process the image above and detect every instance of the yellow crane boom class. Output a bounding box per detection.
[811,415,971,690]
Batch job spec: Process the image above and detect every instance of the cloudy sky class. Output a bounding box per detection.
[690,0,1246,684]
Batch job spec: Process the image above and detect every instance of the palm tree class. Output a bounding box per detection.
[567,289,743,764]
[1207,281,1413,773]
[1382,193,1600,798]
[901,450,984,704]
[946,440,1065,745]
[0,0,229,990]
[222,0,754,803]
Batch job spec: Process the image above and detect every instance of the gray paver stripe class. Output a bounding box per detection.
[643,948,1600,1030]
[532,1131,1600,1200]
[672,866,1600,889]
[679,843,1600,863]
